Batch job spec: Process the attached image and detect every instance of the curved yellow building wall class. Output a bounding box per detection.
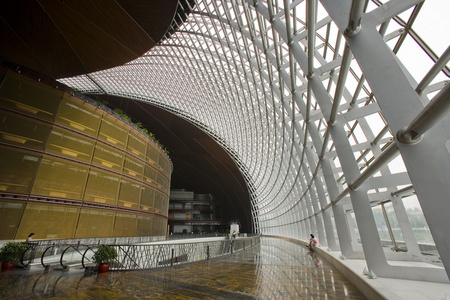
[0,70,171,240]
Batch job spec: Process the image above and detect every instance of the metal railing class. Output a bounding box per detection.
[16,235,260,271]
[90,235,260,271]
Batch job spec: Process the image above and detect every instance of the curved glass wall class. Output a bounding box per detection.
[0,70,171,239]
[58,0,450,282]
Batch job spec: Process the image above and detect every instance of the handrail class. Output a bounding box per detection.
[41,245,56,268]
[60,245,89,269]
[108,235,261,271]
[20,243,37,267]
[81,246,95,269]
[14,235,261,272]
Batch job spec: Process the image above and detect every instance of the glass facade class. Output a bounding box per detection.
[57,0,450,282]
[0,70,171,240]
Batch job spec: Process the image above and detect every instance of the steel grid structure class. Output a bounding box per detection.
[59,0,450,282]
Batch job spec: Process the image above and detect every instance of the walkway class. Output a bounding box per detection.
[0,237,364,299]
[0,237,449,299]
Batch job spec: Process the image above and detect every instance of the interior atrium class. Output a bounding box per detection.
[1,0,450,289]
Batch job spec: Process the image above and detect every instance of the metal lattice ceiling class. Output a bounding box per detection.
[59,0,450,282]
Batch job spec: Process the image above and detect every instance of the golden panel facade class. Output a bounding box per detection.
[46,127,95,163]
[84,168,120,205]
[16,203,80,240]
[56,94,103,137]
[98,114,129,149]
[0,201,25,240]
[92,142,125,172]
[0,146,41,194]
[140,186,155,212]
[118,178,141,209]
[127,130,147,160]
[123,155,144,180]
[0,70,171,240]
[75,208,114,238]
[112,213,137,237]
[31,155,89,200]
[137,216,153,236]
[0,70,62,121]
[0,109,52,150]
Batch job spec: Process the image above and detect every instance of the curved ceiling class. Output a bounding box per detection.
[57,0,450,281]
[2,0,450,282]
[95,95,252,231]
[0,0,178,78]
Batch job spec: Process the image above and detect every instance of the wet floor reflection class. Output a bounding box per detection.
[0,237,366,299]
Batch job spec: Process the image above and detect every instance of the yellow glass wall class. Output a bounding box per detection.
[0,201,25,240]
[137,216,153,236]
[75,208,114,238]
[0,110,52,150]
[140,186,155,212]
[123,155,144,180]
[0,70,171,240]
[46,127,95,163]
[118,178,141,209]
[84,168,119,205]
[31,155,89,200]
[0,146,41,194]
[127,130,147,160]
[55,94,103,137]
[98,114,128,149]
[92,143,125,172]
[0,71,62,121]
[15,203,80,240]
[112,213,137,237]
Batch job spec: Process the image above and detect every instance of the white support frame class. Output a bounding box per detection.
[59,0,450,283]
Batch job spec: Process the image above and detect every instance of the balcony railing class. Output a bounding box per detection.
[13,235,260,271]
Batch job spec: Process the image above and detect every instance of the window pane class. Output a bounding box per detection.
[144,165,157,186]
[112,212,137,237]
[118,178,141,209]
[0,109,51,150]
[0,146,40,194]
[98,114,128,149]
[0,200,25,240]
[75,208,114,238]
[146,145,159,167]
[46,127,95,163]
[92,143,124,172]
[31,155,88,200]
[56,94,103,137]
[127,130,146,159]
[123,155,144,180]
[137,215,152,236]
[16,202,79,239]
[0,71,62,121]
[140,186,155,212]
[84,168,119,205]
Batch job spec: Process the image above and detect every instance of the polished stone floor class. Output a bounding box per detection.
[0,237,366,299]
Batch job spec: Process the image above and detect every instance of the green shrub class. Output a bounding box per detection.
[0,242,28,263]
[92,245,118,265]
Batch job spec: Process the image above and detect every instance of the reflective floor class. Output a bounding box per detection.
[0,237,366,299]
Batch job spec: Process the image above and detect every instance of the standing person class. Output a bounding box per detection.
[231,230,237,240]
[308,234,319,251]
[26,233,35,243]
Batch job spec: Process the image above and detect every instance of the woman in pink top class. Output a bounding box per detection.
[308,234,319,251]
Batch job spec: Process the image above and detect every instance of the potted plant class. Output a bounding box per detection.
[92,244,118,273]
[0,242,28,271]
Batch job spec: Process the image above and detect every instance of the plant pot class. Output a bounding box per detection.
[1,261,16,272]
[98,263,110,273]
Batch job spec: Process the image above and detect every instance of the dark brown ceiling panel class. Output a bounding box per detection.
[115,0,178,43]
[0,0,178,79]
